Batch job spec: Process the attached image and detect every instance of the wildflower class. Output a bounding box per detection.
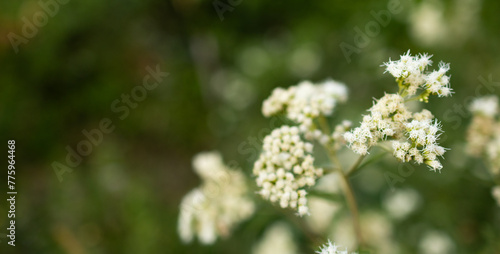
[346,52,451,171]
[383,50,452,101]
[316,240,357,254]
[253,125,324,216]
[178,152,255,244]
[262,79,347,142]
[398,119,447,171]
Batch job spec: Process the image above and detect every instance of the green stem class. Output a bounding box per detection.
[324,149,365,248]
[346,154,367,176]
[316,114,364,248]
[339,171,365,247]
[348,151,388,177]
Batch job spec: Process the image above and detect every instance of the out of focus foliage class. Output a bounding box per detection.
[0,0,499,253]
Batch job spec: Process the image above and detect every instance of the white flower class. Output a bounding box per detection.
[469,96,498,118]
[383,51,452,99]
[396,119,447,171]
[317,240,356,254]
[345,92,447,171]
[262,79,348,141]
[178,152,255,244]
[253,126,323,216]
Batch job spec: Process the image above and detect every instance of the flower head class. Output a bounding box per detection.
[383,51,452,100]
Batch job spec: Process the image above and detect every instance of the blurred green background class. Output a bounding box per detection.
[0,0,500,253]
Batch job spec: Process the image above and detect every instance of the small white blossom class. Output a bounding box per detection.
[253,126,323,216]
[178,152,255,244]
[316,240,357,254]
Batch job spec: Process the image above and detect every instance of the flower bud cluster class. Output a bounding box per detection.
[392,118,446,171]
[253,125,324,216]
[178,152,255,244]
[262,79,347,142]
[383,51,452,100]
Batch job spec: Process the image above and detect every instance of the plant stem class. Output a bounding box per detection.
[325,150,365,248]
[317,115,364,248]
[346,154,367,176]
[338,172,364,248]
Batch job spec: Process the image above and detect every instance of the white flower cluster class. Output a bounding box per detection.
[344,95,447,170]
[467,96,500,175]
[316,240,357,254]
[344,94,411,155]
[178,152,255,244]
[262,79,347,142]
[253,125,324,216]
[383,51,452,99]
[393,119,446,171]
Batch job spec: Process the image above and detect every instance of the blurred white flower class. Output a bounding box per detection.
[383,188,421,220]
[467,96,500,175]
[252,222,300,254]
[316,240,356,254]
[262,79,347,143]
[253,126,323,216]
[178,151,255,244]
[419,230,455,254]
[469,96,498,118]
